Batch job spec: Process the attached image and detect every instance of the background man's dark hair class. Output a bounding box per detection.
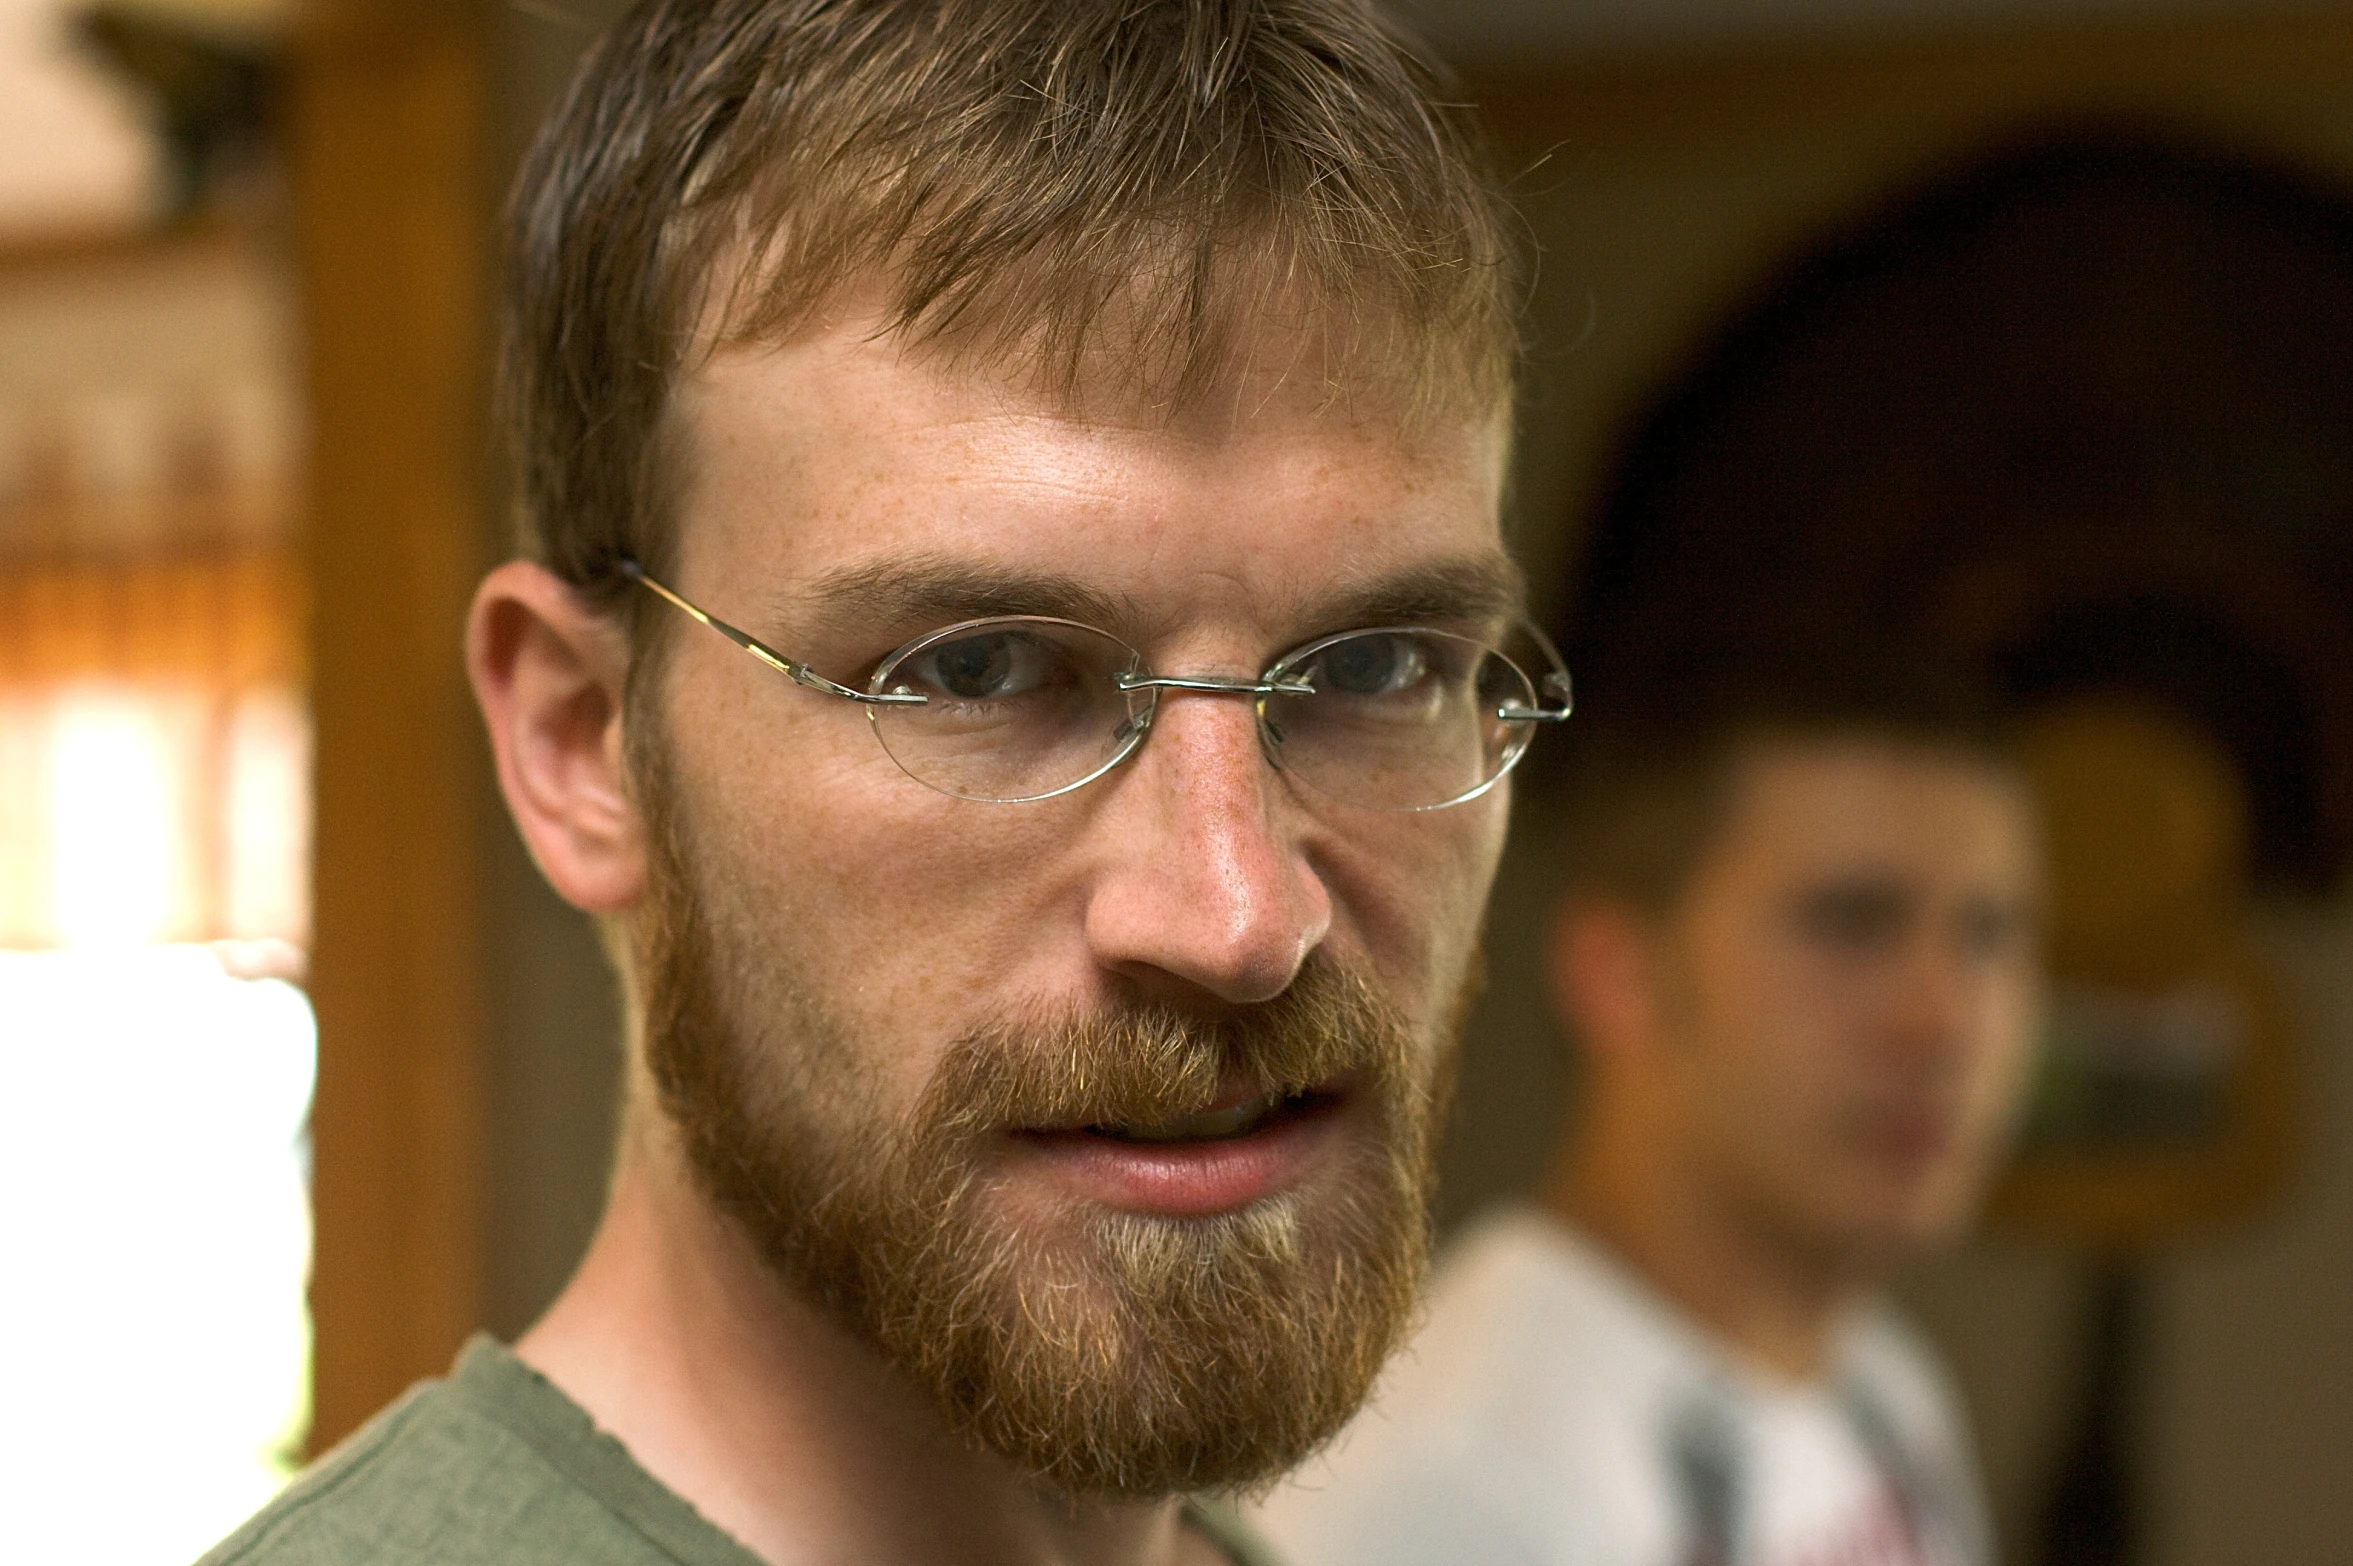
[1550,656,2014,916]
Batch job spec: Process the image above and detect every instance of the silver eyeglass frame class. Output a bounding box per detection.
[618,557,1573,808]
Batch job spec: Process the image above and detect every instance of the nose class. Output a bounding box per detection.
[1080,690,1333,1005]
[1885,926,1981,1067]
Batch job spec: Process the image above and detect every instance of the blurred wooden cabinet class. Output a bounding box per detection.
[291,0,495,1452]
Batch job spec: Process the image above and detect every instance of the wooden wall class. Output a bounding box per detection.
[293,0,494,1451]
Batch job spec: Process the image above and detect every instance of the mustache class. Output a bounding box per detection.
[923,956,1416,1140]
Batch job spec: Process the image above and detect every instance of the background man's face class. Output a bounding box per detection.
[632,308,1513,1492]
[1652,740,2043,1263]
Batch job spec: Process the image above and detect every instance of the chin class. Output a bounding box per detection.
[1811,1162,1988,1266]
[1849,1194,1980,1261]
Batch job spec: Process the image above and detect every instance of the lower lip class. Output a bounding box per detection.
[1009,1095,1346,1217]
[1865,1109,1958,1168]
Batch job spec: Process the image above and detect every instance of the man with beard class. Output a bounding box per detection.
[204,3,1558,1564]
[1255,685,2043,1566]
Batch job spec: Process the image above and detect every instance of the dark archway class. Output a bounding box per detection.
[1566,129,2353,893]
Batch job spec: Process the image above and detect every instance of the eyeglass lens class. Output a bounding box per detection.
[1266,628,1536,811]
[869,620,1151,802]
[867,618,1537,809]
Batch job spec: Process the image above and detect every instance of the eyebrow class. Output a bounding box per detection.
[795,555,1137,639]
[1316,554,1527,634]
[790,548,1528,649]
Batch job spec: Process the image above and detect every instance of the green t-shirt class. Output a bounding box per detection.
[200,1337,1282,1566]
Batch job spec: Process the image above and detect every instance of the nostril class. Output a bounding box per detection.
[1078,698,1332,1006]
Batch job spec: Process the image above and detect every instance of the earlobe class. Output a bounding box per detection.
[467,561,647,913]
[1550,898,1658,1065]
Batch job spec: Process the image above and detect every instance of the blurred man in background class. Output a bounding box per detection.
[196,3,1564,1565]
[1257,679,2043,1566]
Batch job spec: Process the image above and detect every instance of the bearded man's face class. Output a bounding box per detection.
[625,308,1513,1497]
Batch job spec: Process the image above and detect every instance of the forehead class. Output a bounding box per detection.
[668,308,1513,634]
[1710,739,2039,895]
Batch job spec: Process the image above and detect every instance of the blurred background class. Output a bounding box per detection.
[2,1,2349,1562]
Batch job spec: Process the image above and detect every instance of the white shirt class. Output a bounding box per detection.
[1251,1208,1991,1566]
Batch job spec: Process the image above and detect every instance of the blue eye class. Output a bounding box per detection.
[1794,883,1908,952]
[911,631,1059,702]
[1314,633,1429,697]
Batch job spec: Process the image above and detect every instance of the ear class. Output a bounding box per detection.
[1547,897,1662,1067]
[467,560,645,913]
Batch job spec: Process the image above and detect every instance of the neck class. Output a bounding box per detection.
[1542,1107,1868,1383]
[516,1128,1214,1566]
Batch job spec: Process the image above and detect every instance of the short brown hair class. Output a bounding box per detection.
[1553,662,2014,916]
[501,0,1519,605]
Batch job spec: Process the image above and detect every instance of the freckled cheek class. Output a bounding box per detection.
[1712,972,1849,1121]
[1711,943,1810,1043]
[1779,961,1893,1063]
[1968,980,2042,1101]
[692,714,1092,1017]
[1319,806,1505,1018]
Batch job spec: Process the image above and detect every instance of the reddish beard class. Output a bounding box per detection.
[627,753,1460,1498]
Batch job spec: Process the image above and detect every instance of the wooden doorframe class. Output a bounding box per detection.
[291,0,495,1452]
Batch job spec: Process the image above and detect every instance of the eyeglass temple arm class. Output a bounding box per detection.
[1496,620,1575,724]
[618,559,928,708]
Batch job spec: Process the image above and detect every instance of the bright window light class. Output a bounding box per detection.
[47,683,191,945]
[1,675,314,1559]
[224,687,311,946]
[0,944,315,1564]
